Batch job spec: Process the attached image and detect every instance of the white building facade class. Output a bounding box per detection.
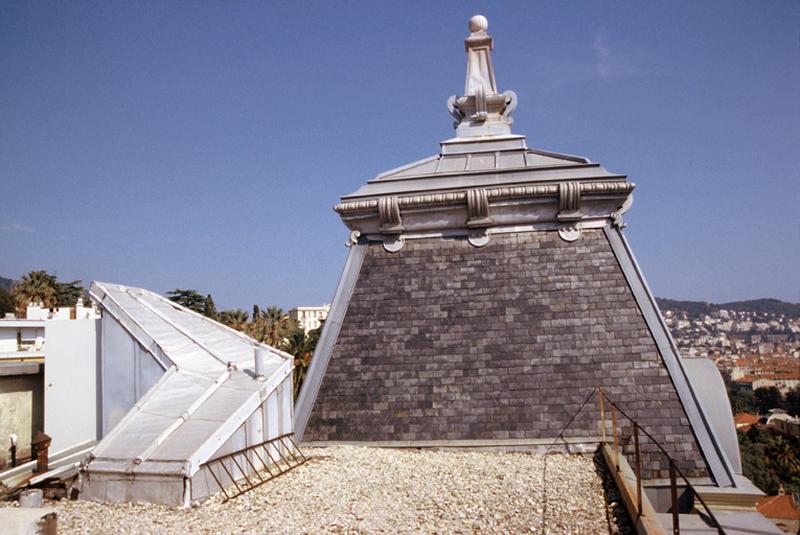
[289,304,330,332]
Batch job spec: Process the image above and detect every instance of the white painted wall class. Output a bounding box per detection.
[0,329,17,353]
[44,319,100,452]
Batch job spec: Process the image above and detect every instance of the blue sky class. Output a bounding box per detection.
[1,1,798,310]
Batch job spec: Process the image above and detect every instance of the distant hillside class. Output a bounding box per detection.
[656,297,800,317]
[0,277,13,291]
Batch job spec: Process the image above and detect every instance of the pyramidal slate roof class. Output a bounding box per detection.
[88,282,292,478]
[296,15,739,488]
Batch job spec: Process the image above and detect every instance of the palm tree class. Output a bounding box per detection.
[246,305,295,347]
[219,309,249,331]
[264,305,293,347]
[766,436,800,478]
[282,327,315,399]
[12,271,58,317]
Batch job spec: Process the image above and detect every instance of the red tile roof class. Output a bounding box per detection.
[757,494,800,520]
[734,412,760,426]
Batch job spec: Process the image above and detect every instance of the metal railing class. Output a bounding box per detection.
[598,389,725,534]
[200,433,307,502]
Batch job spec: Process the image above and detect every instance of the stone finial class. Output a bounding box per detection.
[447,15,517,138]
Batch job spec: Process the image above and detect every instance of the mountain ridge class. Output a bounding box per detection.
[656,297,800,317]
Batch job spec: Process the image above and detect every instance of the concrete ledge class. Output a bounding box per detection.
[303,436,603,452]
[601,444,666,535]
[0,362,42,376]
[655,511,781,534]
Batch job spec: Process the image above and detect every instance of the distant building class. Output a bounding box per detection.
[289,304,330,332]
[0,299,101,468]
[0,319,45,356]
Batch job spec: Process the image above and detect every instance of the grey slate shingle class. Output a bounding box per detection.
[305,229,710,478]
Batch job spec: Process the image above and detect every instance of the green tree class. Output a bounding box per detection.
[766,435,800,479]
[786,388,800,418]
[219,309,249,331]
[727,384,756,414]
[246,305,295,347]
[12,271,58,317]
[281,322,323,399]
[739,429,781,494]
[739,427,800,495]
[753,386,785,414]
[55,280,84,307]
[0,286,14,316]
[202,294,218,320]
[166,289,206,314]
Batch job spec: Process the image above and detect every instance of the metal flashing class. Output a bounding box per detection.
[602,225,737,488]
[294,243,367,441]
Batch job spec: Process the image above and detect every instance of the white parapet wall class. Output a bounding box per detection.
[44,319,100,453]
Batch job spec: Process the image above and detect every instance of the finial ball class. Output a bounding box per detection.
[469,15,488,33]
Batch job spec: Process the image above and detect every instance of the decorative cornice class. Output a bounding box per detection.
[334,181,634,215]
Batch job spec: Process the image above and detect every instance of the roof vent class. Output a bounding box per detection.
[254,347,268,381]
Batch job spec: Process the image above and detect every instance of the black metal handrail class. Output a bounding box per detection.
[598,389,726,535]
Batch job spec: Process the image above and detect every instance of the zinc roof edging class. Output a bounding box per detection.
[295,243,367,441]
[183,358,294,477]
[89,284,173,370]
[603,225,738,488]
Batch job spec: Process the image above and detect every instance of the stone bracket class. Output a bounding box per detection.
[378,196,404,234]
[556,181,582,222]
[466,188,493,228]
[466,188,492,248]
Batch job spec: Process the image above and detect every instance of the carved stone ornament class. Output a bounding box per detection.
[558,225,582,243]
[378,196,403,234]
[468,229,490,248]
[382,235,405,253]
[447,15,517,138]
[345,230,361,248]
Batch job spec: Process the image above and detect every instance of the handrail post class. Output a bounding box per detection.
[611,404,619,472]
[634,423,642,517]
[598,389,607,444]
[669,462,679,535]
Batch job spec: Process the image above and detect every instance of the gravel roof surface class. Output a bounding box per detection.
[4,446,632,534]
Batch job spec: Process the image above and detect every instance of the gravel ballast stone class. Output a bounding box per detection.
[5,446,631,534]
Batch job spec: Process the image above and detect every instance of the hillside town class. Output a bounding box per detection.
[660,301,800,393]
